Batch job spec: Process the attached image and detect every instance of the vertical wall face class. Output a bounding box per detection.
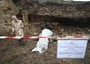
[20,0,27,5]
[73,0,90,1]
[64,0,73,1]
[37,0,73,3]
[38,0,47,3]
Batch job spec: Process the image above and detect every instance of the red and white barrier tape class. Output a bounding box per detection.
[0,36,89,39]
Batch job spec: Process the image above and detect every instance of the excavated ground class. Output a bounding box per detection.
[0,16,90,64]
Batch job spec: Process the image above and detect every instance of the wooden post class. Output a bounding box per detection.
[22,10,30,35]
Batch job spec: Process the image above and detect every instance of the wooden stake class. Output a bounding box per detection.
[22,10,30,35]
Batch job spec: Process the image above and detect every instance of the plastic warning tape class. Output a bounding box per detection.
[0,36,89,39]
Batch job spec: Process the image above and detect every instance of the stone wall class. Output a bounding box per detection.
[25,2,90,18]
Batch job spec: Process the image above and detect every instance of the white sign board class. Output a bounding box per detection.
[57,39,88,58]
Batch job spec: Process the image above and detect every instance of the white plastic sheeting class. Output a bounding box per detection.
[32,28,53,53]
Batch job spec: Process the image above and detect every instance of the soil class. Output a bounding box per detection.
[0,16,90,64]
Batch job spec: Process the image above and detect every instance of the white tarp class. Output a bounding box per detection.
[57,39,88,58]
[32,28,53,53]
